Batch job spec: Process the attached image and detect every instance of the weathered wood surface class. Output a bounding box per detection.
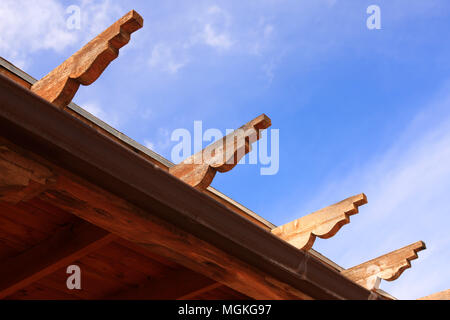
[342,241,426,290]
[0,145,55,203]
[418,289,450,300]
[0,133,310,299]
[272,194,367,250]
[0,220,116,299]
[108,267,218,300]
[178,283,224,300]
[169,114,271,189]
[0,77,378,300]
[37,174,310,300]
[31,10,143,108]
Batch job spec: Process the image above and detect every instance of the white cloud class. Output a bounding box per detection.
[78,0,124,41]
[0,0,124,68]
[81,101,120,127]
[0,0,75,67]
[202,24,233,50]
[300,86,450,299]
[144,140,155,150]
[142,128,172,155]
[187,6,234,50]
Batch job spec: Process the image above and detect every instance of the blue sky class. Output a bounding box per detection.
[1,0,449,299]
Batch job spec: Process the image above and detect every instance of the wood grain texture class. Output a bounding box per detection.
[0,145,55,203]
[38,174,310,300]
[418,289,450,300]
[169,114,271,189]
[342,241,426,290]
[0,220,116,299]
[108,267,217,300]
[31,10,143,108]
[178,283,224,300]
[272,194,367,250]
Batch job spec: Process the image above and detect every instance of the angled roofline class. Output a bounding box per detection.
[0,56,276,230]
[0,72,381,300]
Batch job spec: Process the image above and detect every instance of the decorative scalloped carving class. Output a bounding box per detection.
[271,193,367,250]
[31,10,143,108]
[342,241,426,290]
[169,114,271,190]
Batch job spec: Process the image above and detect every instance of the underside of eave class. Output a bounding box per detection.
[0,72,379,300]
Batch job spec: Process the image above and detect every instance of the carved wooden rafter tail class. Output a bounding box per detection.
[31,10,143,108]
[169,114,271,190]
[271,193,367,250]
[342,241,426,290]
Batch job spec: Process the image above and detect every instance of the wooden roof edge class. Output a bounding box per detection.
[0,73,383,300]
[206,186,277,229]
[0,56,391,297]
[0,56,275,230]
[375,289,398,300]
[418,289,450,300]
[0,56,398,300]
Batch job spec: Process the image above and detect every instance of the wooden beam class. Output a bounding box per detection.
[342,241,426,290]
[109,267,219,300]
[0,131,311,300]
[169,114,271,190]
[418,289,450,300]
[0,219,117,299]
[272,194,367,250]
[38,175,310,300]
[0,79,380,300]
[177,283,223,300]
[31,10,143,108]
[0,145,56,204]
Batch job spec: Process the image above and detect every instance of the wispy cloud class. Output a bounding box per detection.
[0,0,124,68]
[81,101,120,127]
[148,43,188,74]
[298,84,450,299]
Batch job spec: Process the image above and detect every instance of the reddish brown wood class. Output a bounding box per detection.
[272,194,367,250]
[31,10,143,108]
[38,174,310,300]
[0,66,31,89]
[0,220,116,299]
[0,77,379,300]
[418,289,450,300]
[342,241,426,290]
[169,114,271,189]
[177,283,224,300]
[108,267,217,300]
[0,145,56,204]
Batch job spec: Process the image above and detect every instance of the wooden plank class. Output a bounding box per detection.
[0,219,117,299]
[39,175,310,300]
[30,10,143,108]
[418,289,450,300]
[109,267,218,300]
[342,241,426,290]
[0,145,55,204]
[0,81,379,300]
[177,283,224,300]
[272,194,367,250]
[169,114,271,189]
